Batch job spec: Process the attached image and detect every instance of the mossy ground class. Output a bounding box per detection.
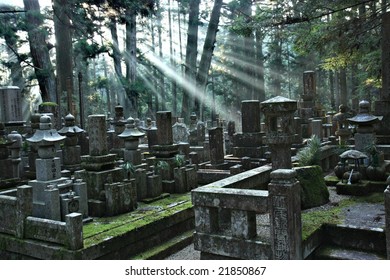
[82,193,192,247]
[301,192,385,240]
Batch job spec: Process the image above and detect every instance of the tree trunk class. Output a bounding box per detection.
[168,0,177,116]
[53,0,73,115]
[125,9,138,117]
[157,5,166,111]
[23,0,56,103]
[182,0,200,121]
[329,70,335,110]
[255,22,265,102]
[195,0,223,119]
[150,19,159,114]
[108,17,125,107]
[339,68,348,107]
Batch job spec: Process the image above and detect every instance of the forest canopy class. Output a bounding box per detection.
[0,0,387,124]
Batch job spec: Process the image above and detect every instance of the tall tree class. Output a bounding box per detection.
[181,0,200,121]
[23,0,56,102]
[195,0,223,119]
[53,0,74,114]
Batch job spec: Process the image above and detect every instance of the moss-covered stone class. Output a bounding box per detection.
[294,165,329,210]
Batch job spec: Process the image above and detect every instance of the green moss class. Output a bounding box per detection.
[301,192,384,240]
[131,230,193,260]
[39,102,58,107]
[82,193,192,248]
[302,199,353,240]
[295,165,329,209]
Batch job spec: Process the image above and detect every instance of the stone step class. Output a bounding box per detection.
[130,230,194,260]
[314,245,386,260]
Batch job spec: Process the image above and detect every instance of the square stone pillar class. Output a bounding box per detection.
[241,100,261,133]
[385,186,390,259]
[268,169,302,260]
[208,127,225,165]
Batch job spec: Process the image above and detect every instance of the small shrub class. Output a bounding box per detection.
[297,135,322,167]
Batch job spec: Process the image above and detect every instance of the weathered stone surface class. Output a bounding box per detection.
[156,111,174,145]
[241,100,261,133]
[385,186,390,259]
[294,165,329,209]
[194,232,272,260]
[192,187,268,212]
[268,169,302,260]
[88,115,108,156]
[208,127,224,165]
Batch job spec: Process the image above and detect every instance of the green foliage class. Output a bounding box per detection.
[154,160,169,173]
[174,154,186,168]
[296,135,322,167]
[74,39,108,60]
[39,102,58,107]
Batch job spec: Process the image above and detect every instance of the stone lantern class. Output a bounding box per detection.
[7,130,22,178]
[27,115,65,181]
[58,113,84,170]
[261,96,297,170]
[348,100,382,152]
[118,117,145,165]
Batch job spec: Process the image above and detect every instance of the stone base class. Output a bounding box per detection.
[336,181,370,196]
[163,180,176,193]
[151,144,179,158]
[205,162,230,170]
[232,147,264,158]
[233,132,264,147]
[88,199,106,217]
[141,192,170,203]
[80,154,116,171]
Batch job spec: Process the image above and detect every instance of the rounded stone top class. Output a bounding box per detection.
[118,117,145,139]
[359,100,370,113]
[7,131,22,147]
[65,113,75,122]
[127,117,135,125]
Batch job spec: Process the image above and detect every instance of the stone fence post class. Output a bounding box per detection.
[268,169,302,260]
[65,212,83,250]
[16,185,33,239]
[385,185,390,259]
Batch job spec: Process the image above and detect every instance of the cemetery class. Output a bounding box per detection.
[0,1,390,261]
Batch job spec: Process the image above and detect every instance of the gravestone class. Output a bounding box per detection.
[208,127,225,166]
[172,118,189,144]
[76,114,135,217]
[232,100,265,159]
[0,86,23,124]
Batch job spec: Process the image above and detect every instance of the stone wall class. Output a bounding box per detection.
[0,185,83,251]
[192,169,302,260]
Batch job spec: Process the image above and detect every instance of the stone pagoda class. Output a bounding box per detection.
[348,100,382,152]
[26,115,88,221]
[58,113,84,172]
[118,117,145,166]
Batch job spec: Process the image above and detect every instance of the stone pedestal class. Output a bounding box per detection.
[268,169,302,260]
[261,96,297,170]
